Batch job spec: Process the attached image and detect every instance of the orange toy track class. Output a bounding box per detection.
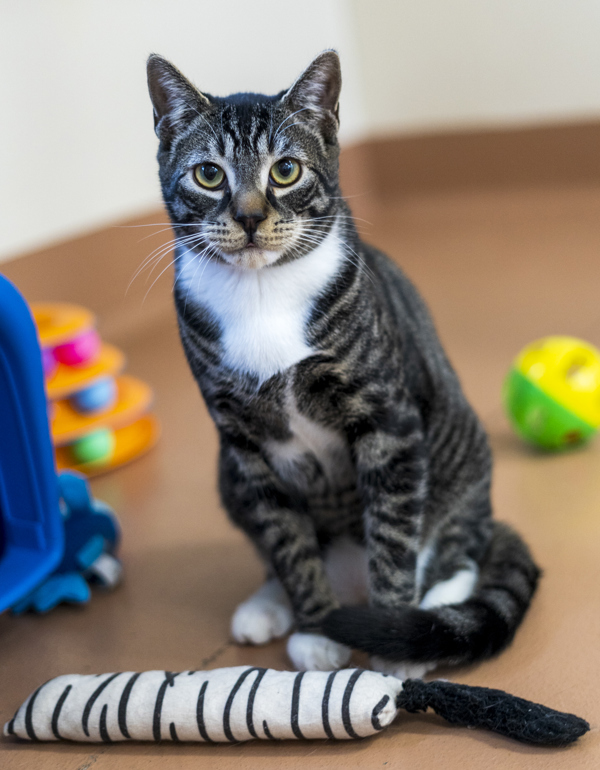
[55,414,161,477]
[51,375,153,446]
[32,303,96,347]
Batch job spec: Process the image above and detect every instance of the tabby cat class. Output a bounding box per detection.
[146,51,539,678]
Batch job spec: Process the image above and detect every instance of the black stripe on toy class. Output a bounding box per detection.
[25,682,49,741]
[223,667,260,742]
[291,672,306,739]
[341,670,364,739]
[246,668,267,738]
[263,719,275,740]
[322,671,338,739]
[99,704,112,743]
[51,685,72,740]
[169,722,180,742]
[196,680,214,742]
[152,672,178,741]
[82,673,121,737]
[371,695,390,731]
[118,672,141,739]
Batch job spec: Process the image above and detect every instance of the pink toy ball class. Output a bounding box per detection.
[53,329,101,367]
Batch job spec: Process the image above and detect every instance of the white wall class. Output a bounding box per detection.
[2,0,600,262]
[349,0,600,135]
[0,0,364,261]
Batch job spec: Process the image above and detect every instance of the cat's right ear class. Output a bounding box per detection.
[146,55,210,141]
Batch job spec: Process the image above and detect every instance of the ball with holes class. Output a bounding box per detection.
[503,336,600,450]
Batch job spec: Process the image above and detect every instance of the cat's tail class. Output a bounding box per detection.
[320,521,540,666]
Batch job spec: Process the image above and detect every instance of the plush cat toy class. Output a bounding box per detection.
[5,666,588,746]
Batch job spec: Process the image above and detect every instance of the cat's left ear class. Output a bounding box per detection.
[147,54,211,144]
[281,51,342,136]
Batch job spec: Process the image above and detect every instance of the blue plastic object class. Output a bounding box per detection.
[12,471,121,614]
[0,275,64,613]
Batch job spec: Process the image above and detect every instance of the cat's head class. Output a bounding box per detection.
[147,52,342,270]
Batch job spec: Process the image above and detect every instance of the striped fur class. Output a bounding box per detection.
[147,52,540,671]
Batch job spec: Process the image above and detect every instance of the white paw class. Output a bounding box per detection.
[287,632,352,671]
[370,656,437,681]
[419,568,478,609]
[231,580,294,645]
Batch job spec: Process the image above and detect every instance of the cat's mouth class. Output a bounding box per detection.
[219,243,282,270]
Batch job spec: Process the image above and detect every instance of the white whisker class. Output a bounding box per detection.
[127,232,206,294]
[272,107,312,143]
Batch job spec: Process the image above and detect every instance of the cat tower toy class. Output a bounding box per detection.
[0,275,122,614]
[33,302,160,476]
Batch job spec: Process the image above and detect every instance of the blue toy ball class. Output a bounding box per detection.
[70,376,117,414]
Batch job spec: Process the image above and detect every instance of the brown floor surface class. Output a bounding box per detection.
[1,182,600,768]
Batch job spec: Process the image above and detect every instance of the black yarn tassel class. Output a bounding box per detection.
[396,679,589,747]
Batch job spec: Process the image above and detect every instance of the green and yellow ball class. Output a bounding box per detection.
[503,336,600,451]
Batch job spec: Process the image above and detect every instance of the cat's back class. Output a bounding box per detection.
[361,242,463,387]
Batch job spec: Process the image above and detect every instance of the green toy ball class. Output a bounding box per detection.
[503,336,600,451]
[70,428,116,465]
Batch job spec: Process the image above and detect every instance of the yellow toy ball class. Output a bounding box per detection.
[503,336,600,451]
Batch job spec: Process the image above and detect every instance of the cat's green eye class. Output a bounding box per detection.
[194,163,225,190]
[270,158,301,187]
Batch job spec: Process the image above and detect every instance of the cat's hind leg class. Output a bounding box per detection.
[231,579,294,645]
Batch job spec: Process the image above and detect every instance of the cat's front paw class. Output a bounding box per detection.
[287,632,352,671]
[370,656,436,681]
[231,580,294,645]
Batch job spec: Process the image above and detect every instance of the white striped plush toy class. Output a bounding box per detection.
[4,666,588,746]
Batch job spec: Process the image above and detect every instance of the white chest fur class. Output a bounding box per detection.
[177,225,344,383]
[265,389,355,491]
